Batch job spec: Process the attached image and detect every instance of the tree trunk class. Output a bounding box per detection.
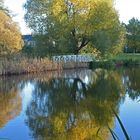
[74,49,79,55]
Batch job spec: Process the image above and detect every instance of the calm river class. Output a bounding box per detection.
[0,68,140,140]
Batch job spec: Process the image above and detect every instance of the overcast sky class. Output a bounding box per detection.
[4,0,30,34]
[4,0,140,34]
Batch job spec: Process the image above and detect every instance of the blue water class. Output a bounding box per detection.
[0,68,140,140]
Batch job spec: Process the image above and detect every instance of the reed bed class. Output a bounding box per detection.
[0,55,62,76]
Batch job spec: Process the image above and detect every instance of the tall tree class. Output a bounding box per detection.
[24,0,125,56]
[0,3,23,56]
[125,18,140,53]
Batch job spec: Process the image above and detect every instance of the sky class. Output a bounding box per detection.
[4,0,31,34]
[4,0,140,35]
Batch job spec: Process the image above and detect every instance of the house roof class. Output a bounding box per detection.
[22,35,33,41]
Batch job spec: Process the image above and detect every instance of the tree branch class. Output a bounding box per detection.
[78,37,89,51]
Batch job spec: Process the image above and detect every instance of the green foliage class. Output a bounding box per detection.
[125,68,140,100]
[24,0,125,56]
[92,30,112,56]
[112,53,140,66]
[125,18,140,53]
[22,45,34,56]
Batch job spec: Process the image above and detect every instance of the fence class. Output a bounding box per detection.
[52,55,94,63]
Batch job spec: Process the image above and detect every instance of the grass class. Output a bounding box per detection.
[111,53,140,66]
[90,53,140,68]
[112,53,140,61]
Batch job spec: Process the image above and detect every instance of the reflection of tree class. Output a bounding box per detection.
[123,68,140,100]
[0,77,21,128]
[26,69,125,140]
[88,69,125,124]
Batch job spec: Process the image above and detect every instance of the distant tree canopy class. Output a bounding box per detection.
[0,3,23,56]
[0,0,3,9]
[0,0,7,12]
[125,18,140,53]
[24,0,125,56]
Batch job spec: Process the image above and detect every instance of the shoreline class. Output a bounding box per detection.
[1,61,140,76]
[1,53,140,76]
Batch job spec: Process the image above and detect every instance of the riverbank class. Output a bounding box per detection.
[90,53,140,68]
[1,53,140,76]
[0,56,61,76]
[113,53,140,66]
[0,55,89,76]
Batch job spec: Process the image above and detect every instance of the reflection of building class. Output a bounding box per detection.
[22,35,35,46]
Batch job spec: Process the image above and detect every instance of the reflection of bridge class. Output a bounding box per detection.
[51,69,97,85]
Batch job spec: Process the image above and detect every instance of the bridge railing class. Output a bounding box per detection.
[52,54,95,63]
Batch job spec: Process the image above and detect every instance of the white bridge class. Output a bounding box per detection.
[52,54,94,63]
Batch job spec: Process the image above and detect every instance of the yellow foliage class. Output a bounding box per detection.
[0,89,21,128]
[0,10,23,55]
[49,111,111,140]
[50,112,67,134]
[25,0,123,55]
[68,120,110,140]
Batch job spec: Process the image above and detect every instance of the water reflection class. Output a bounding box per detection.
[0,77,21,128]
[0,68,140,140]
[25,69,124,140]
[123,68,140,100]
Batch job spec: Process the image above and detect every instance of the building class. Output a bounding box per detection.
[22,35,35,46]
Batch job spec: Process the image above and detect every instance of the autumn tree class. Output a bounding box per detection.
[24,0,125,56]
[0,4,23,56]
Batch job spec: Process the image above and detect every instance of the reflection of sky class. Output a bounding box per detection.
[0,116,33,140]
[78,69,93,85]
[20,82,35,112]
[114,95,140,140]
[0,68,140,140]
[0,82,35,140]
[84,75,89,85]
